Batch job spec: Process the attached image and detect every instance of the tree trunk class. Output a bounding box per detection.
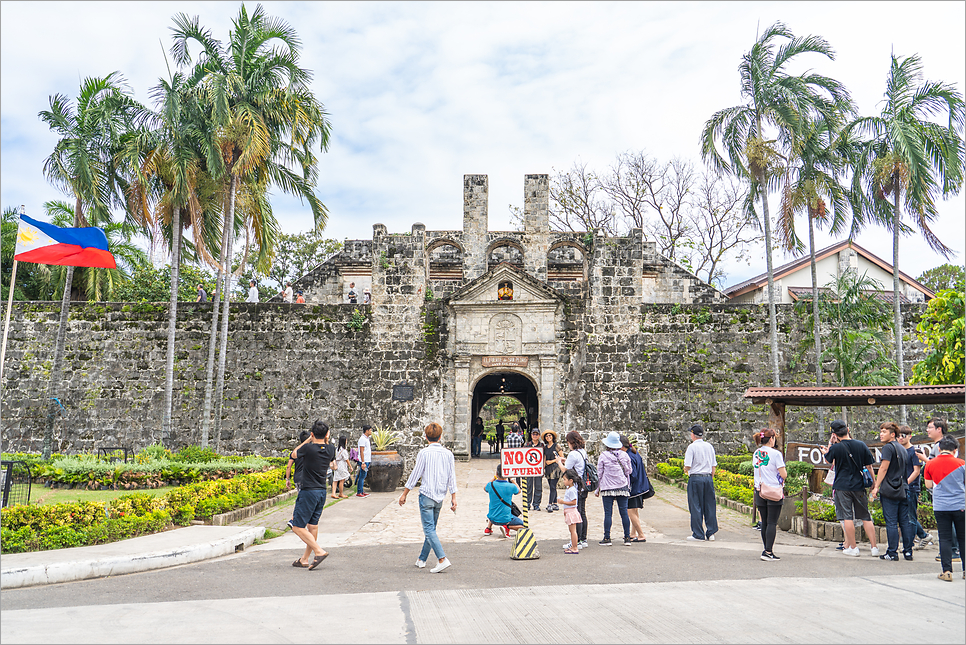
[43,196,83,458]
[761,192,781,387]
[162,205,182,446]
[200,200,230,448]
[892,188,907,424]
[808,212,824,437]
[213,175,238,453]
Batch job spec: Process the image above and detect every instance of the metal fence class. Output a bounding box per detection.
[1,460,32,508]
[97,447,130,463]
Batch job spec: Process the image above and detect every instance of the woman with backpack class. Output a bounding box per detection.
[597,431,633,546]
[620,434,649,542]
[563,431,592,549]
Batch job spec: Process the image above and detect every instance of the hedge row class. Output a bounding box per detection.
[0,467,287,554]
[35,456,271,490]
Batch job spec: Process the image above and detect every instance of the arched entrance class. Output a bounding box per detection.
[471,371,539,457]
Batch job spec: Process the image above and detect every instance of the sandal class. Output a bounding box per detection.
[292,559,308,568]
[633,537,647,543]
[564,548,579,554]
[308,553,329,570]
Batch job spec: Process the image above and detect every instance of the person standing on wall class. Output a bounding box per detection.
[820,419,879,557]
[196,284,208,303]
[871,421,914,561]
[246,280,259,303]
[283,282,294,303]
[290,420,336,570]
[398,422,458,573]
[347,281,358,304]
[356,425,373,498]
[683,424,718,542]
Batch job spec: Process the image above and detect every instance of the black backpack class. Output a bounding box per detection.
[580,450,599,492]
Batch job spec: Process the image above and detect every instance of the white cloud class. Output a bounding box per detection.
[2,1,963,287]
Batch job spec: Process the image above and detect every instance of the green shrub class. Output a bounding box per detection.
[138,442,171,461]
[656,463,684,479]
[738,460,753,476]
[785,461,814,478]
[172,445,220,464]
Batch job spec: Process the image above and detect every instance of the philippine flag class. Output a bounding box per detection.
[14,214,117,269]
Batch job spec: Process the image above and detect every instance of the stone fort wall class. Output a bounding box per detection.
[2,300,958,471]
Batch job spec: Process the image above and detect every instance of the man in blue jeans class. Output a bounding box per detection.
[356,425,373,498]
[398,422,458,573]
[871,422,914,560]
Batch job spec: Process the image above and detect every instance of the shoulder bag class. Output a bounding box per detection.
[878,442,908,499]
[755,448,785,501]
[845,443,875,488]
[491,483,522,517]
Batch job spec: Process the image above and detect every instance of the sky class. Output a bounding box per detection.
[2,1,964,288]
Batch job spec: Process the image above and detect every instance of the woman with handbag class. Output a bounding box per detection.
[596,431,633,546]
[621,435,649,542]
[753,429,787,561]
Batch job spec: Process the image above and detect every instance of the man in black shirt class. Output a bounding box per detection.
[291,420,336,570]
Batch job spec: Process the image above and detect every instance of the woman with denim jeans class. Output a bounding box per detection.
[398,422,458,573]
[596,431,633,546]
[564,431,590,548]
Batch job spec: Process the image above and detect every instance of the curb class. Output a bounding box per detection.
[211,489,299,526]
[0,526,265,590]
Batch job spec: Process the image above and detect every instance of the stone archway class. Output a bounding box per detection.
[470,370,539,458]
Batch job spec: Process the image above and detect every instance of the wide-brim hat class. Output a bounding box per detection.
[542,429,558,443]
[602,431,622,449]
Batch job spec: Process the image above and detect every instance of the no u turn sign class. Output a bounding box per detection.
[501,447,544,478]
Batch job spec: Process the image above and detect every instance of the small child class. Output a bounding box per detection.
[559,468,583,554]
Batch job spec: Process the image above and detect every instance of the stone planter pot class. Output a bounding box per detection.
[367,450,404,492]
[777,496,798,532]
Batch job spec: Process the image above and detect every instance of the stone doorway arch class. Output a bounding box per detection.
[470,370,539,458]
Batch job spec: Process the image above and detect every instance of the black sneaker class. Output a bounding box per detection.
[623,537,633,546]
[546,506,554,513]
[880,553,899,561]
[760,551,780,561]
[753,522,762,531]
[903,551,914,561]
[599,538,612,546]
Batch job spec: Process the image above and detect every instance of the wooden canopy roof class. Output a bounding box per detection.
[743,385,965,407]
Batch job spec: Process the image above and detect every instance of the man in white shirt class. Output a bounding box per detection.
[283,282,294,303]
[683,424,718,541]
[398,422,458,573]
[356,425,373,498]
[246,280,259,303]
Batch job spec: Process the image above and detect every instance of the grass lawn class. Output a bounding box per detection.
[30,486,180,507]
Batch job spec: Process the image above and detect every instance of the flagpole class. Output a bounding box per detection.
[0,257,19,432]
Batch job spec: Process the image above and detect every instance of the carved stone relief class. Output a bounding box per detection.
[488,313,522,355]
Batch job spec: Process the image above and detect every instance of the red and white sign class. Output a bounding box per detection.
[501,447,544,478]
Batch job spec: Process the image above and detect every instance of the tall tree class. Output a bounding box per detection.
[844,53,965,422]
[780,111,857,429]
[123,58,223,446]
[38,73,139,458]
[171,3,331,446]
[701,21,850,387]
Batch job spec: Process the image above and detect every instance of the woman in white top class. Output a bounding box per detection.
[332,435,351,498]
[563,431,590,549]
[753,429,787,561]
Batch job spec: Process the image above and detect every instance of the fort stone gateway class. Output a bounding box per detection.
[1,175,957,469]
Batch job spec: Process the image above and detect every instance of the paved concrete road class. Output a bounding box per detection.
[2,459,964,643]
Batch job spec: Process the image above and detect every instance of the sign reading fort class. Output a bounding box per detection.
[482,356,529,368]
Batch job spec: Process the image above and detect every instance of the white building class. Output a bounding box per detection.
[724,240,934,304]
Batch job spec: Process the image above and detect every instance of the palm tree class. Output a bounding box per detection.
[123,59,225,447]
[779,111,857,432]
[843,53,965,423]
[170,4,331,447]
[701,21,850,387]
[38,73,139,458]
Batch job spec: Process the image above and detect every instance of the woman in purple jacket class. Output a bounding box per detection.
[597,431,633,546]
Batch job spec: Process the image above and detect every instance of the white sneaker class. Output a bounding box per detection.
[708,534,716,541]
[843,547,860,556]
[870,547,880,557]
[578,541,587,549]
[415,559,426,568]
[686,536,703,541]
[430,558,451,573]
